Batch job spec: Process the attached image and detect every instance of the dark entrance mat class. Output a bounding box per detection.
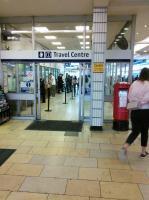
[25,120,83,132]
[0,149,16,166]
[64,131,79,136]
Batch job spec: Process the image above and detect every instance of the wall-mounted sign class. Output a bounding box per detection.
[38,50,90,60]
[93,63,104,73]
[1,50,91,61]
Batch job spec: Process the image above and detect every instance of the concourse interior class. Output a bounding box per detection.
[1,0,149,199]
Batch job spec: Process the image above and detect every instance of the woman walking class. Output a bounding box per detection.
[119,68,149,160]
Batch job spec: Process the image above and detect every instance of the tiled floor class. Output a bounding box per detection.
[0,120,149,200]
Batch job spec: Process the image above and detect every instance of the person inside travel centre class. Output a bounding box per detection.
[48,73,56,97]
[119,67,149,160]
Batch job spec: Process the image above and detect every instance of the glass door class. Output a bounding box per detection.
[104,61,130,101]
[79,63,91,121]
[104,60,130,121]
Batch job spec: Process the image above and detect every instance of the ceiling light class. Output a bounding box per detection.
[115,39,119,41]
[11,30,31,34]
[118,35,122,38]
[80,42,90,45]
[57,46,66,49]
[44,36,57,40]
[34,27,49,33]
[52,42,62,45]
[86,46,90,49]
[75,26,89,32]
[77,35,90,39]
[144,50,147,53]
[121,32,125,35]
[136,32,139,35]
[144,24,148,28]
[124,27,129,31]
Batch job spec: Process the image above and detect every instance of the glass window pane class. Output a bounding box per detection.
[34,22,92,50]
[1,23,32,50]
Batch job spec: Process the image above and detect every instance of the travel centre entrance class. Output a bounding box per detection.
[36,61,91,122]
[1,60,91,122]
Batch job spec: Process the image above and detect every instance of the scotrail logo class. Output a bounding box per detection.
[38,51,52,58]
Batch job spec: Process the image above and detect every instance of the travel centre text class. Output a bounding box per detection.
[53,52,89,58]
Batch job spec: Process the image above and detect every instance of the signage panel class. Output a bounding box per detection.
[1,50,91,61]
[93,63,104,73]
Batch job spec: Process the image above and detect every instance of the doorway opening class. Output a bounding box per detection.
[36,62,91,122]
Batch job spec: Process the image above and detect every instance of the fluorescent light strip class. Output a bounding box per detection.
[75,26,89,31]
[57,46,66,49]
[52,42,62,45]
[34,27,49,33]
[80,42,90,45]
[44,36,57,40]
[81,46,90,49]
[77,35,90,39]
[11,30,31,34]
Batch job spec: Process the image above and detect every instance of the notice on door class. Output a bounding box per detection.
[93,63,104,73]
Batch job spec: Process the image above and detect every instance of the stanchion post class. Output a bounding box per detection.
[71,84,74,100]
[45,88,52,112]
[63,85,68,104]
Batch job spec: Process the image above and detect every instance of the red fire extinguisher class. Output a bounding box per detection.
[113,82,130,131]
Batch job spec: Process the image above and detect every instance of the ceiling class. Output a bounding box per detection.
[0,0,149,54]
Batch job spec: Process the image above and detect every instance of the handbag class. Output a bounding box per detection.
[127,101,138,110]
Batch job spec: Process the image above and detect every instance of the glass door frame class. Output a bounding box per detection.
[79,62,91,121]
[104,60,130,102]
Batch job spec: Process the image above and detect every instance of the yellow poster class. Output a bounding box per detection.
[93,63,104,73]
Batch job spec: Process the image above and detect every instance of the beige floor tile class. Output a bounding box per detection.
[21,141,48,147]
[90,150,117,159]
[0,175,24,191]
[6,153,33,164]
[98,159,130,170]
[129,160,149,171]
[0,139,23,146]
[76,143,99,150]
[16,146,32,154]
[47,142,76,148]
[0,191,10,200]
[64,157,97,167]
[19,177,67,194]
[0,163,13,174]
[111,169,149,184]
[66,179,100,197]
[79,168,111,181]
[101,182,143,200]
[48,194,89,200]
[139,184,149,200]
[100,144,121,152]
[30,155,66,166]
[69,149,89,157]
[7,163,43,176]
[89,138,111,144]
[6,192,48,200]
[90,198,119,200]
[30,147,59,156]
[40,166,78,179]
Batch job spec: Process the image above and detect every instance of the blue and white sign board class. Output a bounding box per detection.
[1,50,91,61]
